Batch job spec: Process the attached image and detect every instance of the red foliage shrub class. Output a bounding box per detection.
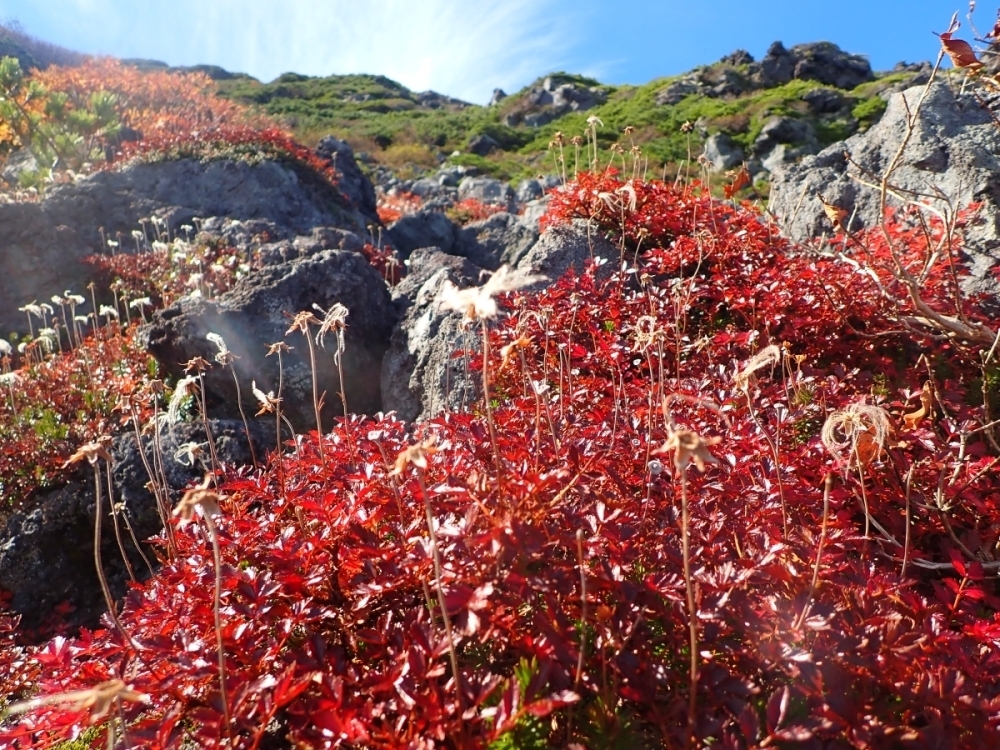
[2,172,999,748]
[0,328,153,507]
[376,191,423,225]
[446,198,505,226]
[23,59,343,194]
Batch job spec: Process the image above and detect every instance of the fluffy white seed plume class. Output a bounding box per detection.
[821,402,893,469]
[437,265,545,323]
[0,340,11,357]
[734,344,782,391]
[98,305,119,319]
[206,332,235,365]
[5,679,149,721]
[313,302,349,351]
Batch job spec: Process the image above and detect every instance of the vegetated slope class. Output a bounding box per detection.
[215,42,929,183]
[1,168,998,748]
[0,21,83,71]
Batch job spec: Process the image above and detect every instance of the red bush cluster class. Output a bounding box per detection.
[377,191,424,225]
[446,198,506,226]
[1,172,999,748]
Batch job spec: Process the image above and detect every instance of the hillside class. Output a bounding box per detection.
[0,21,83,71]
[0,17,1000,749]
[213,42,931,185]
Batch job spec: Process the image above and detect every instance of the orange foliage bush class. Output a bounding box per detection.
[32,58,264,144]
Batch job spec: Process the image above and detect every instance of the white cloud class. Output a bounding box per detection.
[159,0,581,103]
[1,0,603,102]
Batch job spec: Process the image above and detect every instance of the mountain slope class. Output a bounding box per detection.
[213,41,931,184]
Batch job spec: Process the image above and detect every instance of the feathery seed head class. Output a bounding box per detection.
[167,376,199,423]
[266,341,292,356]
[313,302,349,350]
[174,475,224,523]
[734,344,782,391]
[252,380,280,415]
[654,430,721,473]
[437,265,545,323]
[63,438,113,467]
[206,332,236,365]
[393,437,438,475]
[821,402,892,469]
[183,356,212,374]
[5,679,149,721]
[286,310,322,336]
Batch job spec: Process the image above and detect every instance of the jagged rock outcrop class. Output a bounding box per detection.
[769,81,1000,298]
[515,219,618,285]
[387,210,460,259]
[381,248,484,422]
[315,136,380,226]
[502,74,608,127]
[0,150,377,340]
[143,248,396,430]
[0,419,272,632]
[454,212,540,270]
[704,133,745,171]
[467,133,500,156]
[457,176,516,209]
[657,41,873,106]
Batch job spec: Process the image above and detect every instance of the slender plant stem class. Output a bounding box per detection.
[902,464,914,578]
[417,470,463,722]
[104,458,136,582]
[480,320,504,490]
[228,364,258,469]
[202,513,233,747]
[303,333,325,468]
[744,390,788,537]
[794,474,832,630]
[196,373,221,474]
[92,463,137,649]
[678,468,697,750]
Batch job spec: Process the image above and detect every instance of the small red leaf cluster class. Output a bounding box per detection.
[1,172,999,748]
[376,191,423,225]
[446,198,506,226]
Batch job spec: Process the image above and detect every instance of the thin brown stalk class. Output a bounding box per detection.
[902,464,914,578]
[416,468,464,723]
[794,474,832,630]
[103,457,136,582]
[202,512,233,747]
[91,462,138,649]
[228,364,258,469]
[679,468,698,750]
[566,528,588,743]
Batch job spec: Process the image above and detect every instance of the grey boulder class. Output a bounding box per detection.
[381,248,484,422]
[769,81,1000,297]
[0,155,374,339]
[454,212,540,270]
[458,176,515,209]
[0,419,272,633]
[143,248,396,430]
[387,210,460,258]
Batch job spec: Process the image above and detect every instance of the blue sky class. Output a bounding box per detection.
[0,1,974,103]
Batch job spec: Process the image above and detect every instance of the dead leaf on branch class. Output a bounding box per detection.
[938,31,984,71]
[902,380,933,430]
